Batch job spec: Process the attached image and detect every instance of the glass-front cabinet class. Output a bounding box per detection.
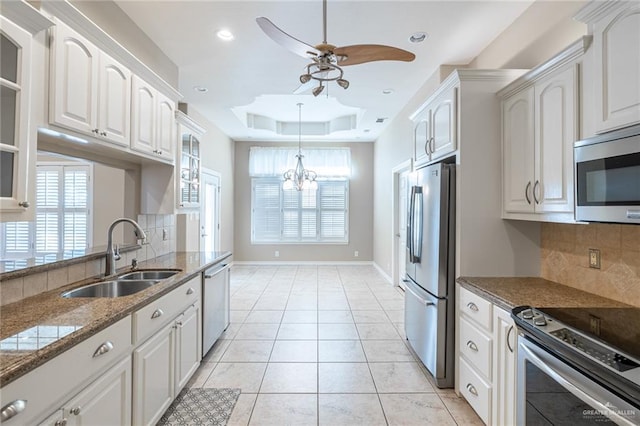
[0,16,33,215]
[180,134,200,207]
[176,109,205,209]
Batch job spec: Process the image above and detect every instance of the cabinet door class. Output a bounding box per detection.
[413,114,430,168]
[492,307,516,426]
[64,357,131,426]
[430,87,457,161]
[133,322,175,426]
[156,91,176,161]
[131,75,156,155]
[50,18,98,134]
[534,66,576,213]
[98,51,131,147]
[593,4,640,133]
[0,16,33,213]
[175,304,201,392]
[502,87,535,214]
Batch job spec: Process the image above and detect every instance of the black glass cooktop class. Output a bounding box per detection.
[536,307,640,360]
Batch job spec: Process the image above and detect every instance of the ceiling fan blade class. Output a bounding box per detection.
[334,45,415,66]
[256,17,320,58]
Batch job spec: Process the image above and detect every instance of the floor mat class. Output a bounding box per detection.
[157,388,241,425]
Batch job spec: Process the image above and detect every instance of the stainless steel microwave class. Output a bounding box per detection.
[574,124,640,224]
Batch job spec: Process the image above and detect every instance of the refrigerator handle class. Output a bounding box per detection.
[413,187,423,262]
[405,280,435,307]
[407,186,415,261]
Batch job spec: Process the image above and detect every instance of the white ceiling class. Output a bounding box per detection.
[115,0,534,143]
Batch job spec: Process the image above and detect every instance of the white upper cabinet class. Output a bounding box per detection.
[131,75,175,162]
[577,1,640,133]
[499,37,588,223]
[411,83,457,169]
[98,51,131,147]
[0,15,34,215]
[51,18,132,147]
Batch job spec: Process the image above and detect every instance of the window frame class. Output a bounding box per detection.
[251,177,349,244]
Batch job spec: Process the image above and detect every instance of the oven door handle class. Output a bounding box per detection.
[519,339,636,426]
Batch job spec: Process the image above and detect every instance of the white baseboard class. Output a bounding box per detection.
[372,262,393,284]
[231,260,375,266]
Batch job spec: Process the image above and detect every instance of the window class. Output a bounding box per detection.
[249,147,350,244]
[0,164,92,262]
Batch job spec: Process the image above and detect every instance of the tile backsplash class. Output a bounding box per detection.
[540,223,640,307]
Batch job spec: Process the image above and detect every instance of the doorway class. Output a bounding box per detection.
[392,160,412,289]
[200,169,221,253]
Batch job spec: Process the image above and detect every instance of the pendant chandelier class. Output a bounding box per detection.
[283,103,318,191]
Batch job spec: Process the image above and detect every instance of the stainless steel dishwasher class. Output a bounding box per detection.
[202,262,230,357]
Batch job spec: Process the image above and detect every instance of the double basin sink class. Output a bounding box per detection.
[61,270,180,298]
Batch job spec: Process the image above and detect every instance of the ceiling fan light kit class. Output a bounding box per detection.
[257,0,415,96]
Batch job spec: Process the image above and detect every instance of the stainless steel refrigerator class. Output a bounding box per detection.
[404,161,455,388]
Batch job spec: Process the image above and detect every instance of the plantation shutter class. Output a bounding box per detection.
[63,168,89,251]
[252,179,281,241]
[35,168,60,253]
[319,181,347,239]
[2,221,31,258]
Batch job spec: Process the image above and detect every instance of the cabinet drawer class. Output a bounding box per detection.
[459,286,493,331]
[459,316,493,379]
[133,276,200,344]
[1,316,132,425]
[459,357,492,425]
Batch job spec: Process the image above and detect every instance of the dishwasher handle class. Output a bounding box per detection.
[204,263,229,279]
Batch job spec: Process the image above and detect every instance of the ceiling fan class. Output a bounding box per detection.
[256,0,416,96]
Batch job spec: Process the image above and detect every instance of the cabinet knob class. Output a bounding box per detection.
[18,201,30,208]
[151,308,164,319]
[92,128,99,134]
[100,131,107,137]
[176,321,183,327]
[466,383,478,396]
[466,302,479,312]
[466,340,479,352]
[92,341,114,358]
[1,399,27,422]
[70,407,81,416]
[55,419,68,426]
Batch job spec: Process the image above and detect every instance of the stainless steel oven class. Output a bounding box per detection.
[513,306,640,425]
[574,123,640,224]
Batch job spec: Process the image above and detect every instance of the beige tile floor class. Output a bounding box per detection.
[188,265,483,426]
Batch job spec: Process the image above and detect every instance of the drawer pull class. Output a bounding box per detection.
[70,407,81,416]
[466,340,479,352]
[92,341,114,358]
[55,419,68,426]
[466,383,478,396]
[186,287,195,295]
[151,308,164,319]
[1,400,27,422]
[466,302,479,312]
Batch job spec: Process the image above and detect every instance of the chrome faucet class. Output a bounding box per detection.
[105,218,147,276]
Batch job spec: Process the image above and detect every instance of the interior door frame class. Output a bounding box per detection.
[391,159,413,288]
[200,167,221,252]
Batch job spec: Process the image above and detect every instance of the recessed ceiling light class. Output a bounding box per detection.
[364,129,371,133]
[409,32,428,43]
[193,86,208,93]
[216,29,234,41]
[382,89,394,95]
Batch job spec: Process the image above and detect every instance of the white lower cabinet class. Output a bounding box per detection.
[132,277,202,426]
[50,357,132,426]
[133,321,175,426]
[457,285,516,426]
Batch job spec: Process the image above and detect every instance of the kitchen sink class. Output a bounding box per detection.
[61,279,159,298]
[117,270,179,280]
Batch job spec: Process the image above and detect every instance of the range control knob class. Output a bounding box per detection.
[533,315,548,326]
[522,309,534,320]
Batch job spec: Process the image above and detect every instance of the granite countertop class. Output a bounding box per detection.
[0,251,231,387]
[457,276,631,311]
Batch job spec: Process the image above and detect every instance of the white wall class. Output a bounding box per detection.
[233,141,374,262]
[372,1,587,277]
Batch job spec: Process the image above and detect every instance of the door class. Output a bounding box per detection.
[412,163,449,298]
[200,170,221,253]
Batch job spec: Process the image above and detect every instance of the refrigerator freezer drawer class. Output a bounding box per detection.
[404,278,451,387]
